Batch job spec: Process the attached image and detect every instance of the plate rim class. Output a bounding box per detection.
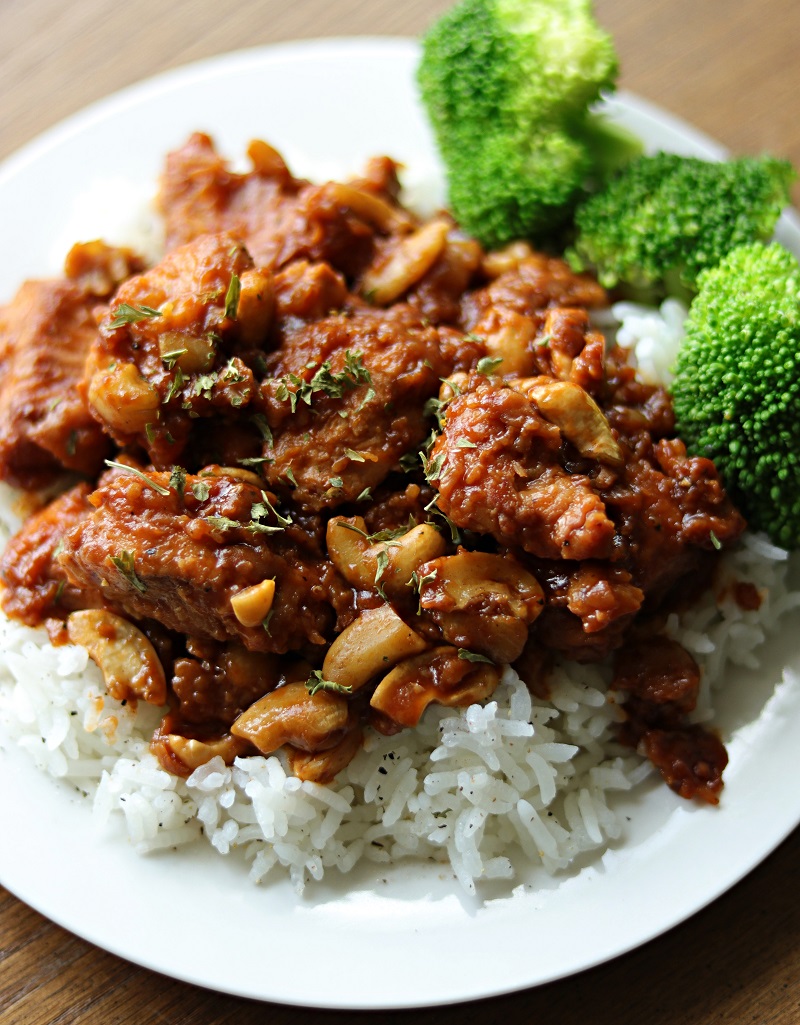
[0,35,799,1011]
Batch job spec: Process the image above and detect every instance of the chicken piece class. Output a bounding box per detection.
[0,289,100,487]
[605,438,746,608]
[58,470,339,655]
[0,241,146,488]
[157,133,410,280]
[171,642,282,727]
[0,483,102,624]
[259,302,447,510]
[429,382,616,560]
[612,635,701,724]
[85,232,266,466]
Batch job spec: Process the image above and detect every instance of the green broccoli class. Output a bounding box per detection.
[417,0,640,248]
[671,242,800,548]
[568,152,795,298]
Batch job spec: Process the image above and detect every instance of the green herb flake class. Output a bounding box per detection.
[356,487,372,502]
[476,356,504,376]
[305,669,352,697]
[251,491,292,528]
[238,456,273,468]
[108,303,162,329]
[164,367,186,404]
[424,395,445,427]
[224,273,241,320]
[168,465,187,499]
[709,530,722,551]
[191,481,211,502]
[250,413,274,447]
[457,649,494,664]
[161,348,188,370]
[423,451,446,483]
[456,438,477,449]
[104,460,170,496]
[345,448,366,463]
[193,372,218,399]
[109,550,147,593]
[374,548,391,601]
[203,515,242,533]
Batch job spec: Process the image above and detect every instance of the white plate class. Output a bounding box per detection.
[1,37,799,1011]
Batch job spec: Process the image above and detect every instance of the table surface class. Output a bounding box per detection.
[1,1,799,1022]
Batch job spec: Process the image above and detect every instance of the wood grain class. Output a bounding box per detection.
[1,1,799,1022]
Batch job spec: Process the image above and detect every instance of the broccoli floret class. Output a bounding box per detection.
[569,152,795,297]
[671,242,800,548]
[417,0,640,248]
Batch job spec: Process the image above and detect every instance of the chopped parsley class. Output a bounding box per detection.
[109,550,147,593]
[164,367,186,403]
[476,355,504,376]
[169,465,187,499]
[423,450,446,483]
[238,455,273,469]
[250,413,274,447]
[108,303,162,329]
[251,491,292,528]
[104,460,171,496]
[274,351,372,412]
[457,649,494,664]
[305,670,352,697]
[161,348,188,370]
[224,273,241,320]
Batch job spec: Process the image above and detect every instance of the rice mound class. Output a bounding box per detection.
[1,512,796,894]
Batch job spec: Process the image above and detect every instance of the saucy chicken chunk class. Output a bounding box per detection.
[0,243,141,487]
[58,470,340,656]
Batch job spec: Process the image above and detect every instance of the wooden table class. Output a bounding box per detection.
[2,1,799,1021]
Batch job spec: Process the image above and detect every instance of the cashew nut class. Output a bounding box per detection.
[369,645,500,727]
[477,310,538,376]
[482,241,535,279]
[88,362,161,435]
[287,725,363,784]
[322,604,428,691]
[325,182,414,234]
[361,219,450,305]
[237,269,274,346]
[511,377,624,468]
[230,578,276,627]
[152,731,252,778]
[158,330,216,374]
[326,516,447,599]
[231,681,349,754]
[66,609,167,705]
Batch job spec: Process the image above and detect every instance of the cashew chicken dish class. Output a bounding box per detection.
[0,133,746,807]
